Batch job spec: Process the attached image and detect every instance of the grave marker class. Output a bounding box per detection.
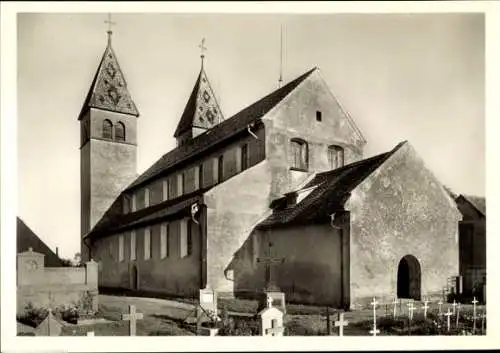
[34,309,62,336]
[422,299,430,319]
[407,302,415,321]
[334,312,349,336]
[259,297,284,337]
[121,304,143,336]
[392,298,398,319]
[444,308,452,332]
[199,287,218,318]
[438,300,443,316]
[370,297,380,336]
[472,297,478,334]
[451,300,457,315]
[456,303,461,328]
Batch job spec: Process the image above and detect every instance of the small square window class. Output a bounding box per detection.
[316,111,322,122]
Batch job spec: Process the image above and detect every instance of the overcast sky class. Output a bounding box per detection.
[17,13,484,259]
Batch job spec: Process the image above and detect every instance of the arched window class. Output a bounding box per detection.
[115,121,126,142]
[102,119,113,139]
[290,138,309,171]
[328,145,344,169]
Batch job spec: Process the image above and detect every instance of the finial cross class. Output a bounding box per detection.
[199,38,207,58]
[105,13,116,34]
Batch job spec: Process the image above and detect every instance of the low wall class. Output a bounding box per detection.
[17,255,99,315]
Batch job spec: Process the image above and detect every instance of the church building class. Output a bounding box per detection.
[80,30,461,309]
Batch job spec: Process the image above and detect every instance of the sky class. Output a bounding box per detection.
[17,13,485,259]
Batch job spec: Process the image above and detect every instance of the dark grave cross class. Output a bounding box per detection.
[257,242,285,291]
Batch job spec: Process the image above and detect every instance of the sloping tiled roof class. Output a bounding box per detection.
[462,195,486,217]
[17,217,64,267]
[127,67,316,191]
[258,142,406,228]
[85,192,205,241]
[78,39,139,120]
[174,67,225,137]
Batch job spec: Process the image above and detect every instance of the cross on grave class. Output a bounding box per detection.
[438,300,443,316]
[335,312,349,336]
[422,299,430,319]
[370,297,380,336]
[472,297,478,334]
[257,242,285,291]
[121,305,143,336]
[452,300,458,315]
[456,303,461,328]
[392,298,398,319]
[444,308,453,332]
[407,302,415,321]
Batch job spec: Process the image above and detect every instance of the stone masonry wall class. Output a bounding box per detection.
[345,142,462,307]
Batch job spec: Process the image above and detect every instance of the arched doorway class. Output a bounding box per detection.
[397,255,421,300]
[131,264,138,290]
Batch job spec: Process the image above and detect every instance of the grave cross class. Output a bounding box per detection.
[444,308,453,332]
[257,242,285,291]
[456,303,461,328]
[472,297,478,334]
[121,304,143,336]
[407,302,415,321]
[422,299,430,319]
[370,297,380,336]
[452,300,458,315]
[392,298,398,319]
[438,300,443,316]
[335,312,349,336]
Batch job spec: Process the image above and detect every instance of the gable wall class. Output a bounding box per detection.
[345,143,461,306]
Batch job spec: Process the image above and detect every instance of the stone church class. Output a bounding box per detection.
[79,31,461,309]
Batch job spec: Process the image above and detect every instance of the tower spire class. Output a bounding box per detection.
[105,13,116,45]
[199,38,207,68]
[278,24,283,88]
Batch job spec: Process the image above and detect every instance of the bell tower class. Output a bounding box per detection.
[79,21,139,261]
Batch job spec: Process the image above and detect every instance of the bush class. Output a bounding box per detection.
[17,303,48,328]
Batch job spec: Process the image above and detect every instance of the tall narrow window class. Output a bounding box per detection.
[180,219,189,258]
[177,173,184,197]
[130,230,136,261]
[328,145,345,169]
[118,235,124,262]
[144,227,151,260]
[160,223,168,259]
[144,188,150,208]
[194,165,202,190]
[316,111,322,122]
[103,119,113,139]
[212,157,219,183]
[241,144,248,171]
[162,179,169,201]
[290,138,308,170]
[115,121,126,141]
[218,155,224,182]
[131,193,137,212]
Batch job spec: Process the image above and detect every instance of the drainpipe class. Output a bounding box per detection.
[199,203,208,289]
[330,212,346,310]
[247,123,259,140]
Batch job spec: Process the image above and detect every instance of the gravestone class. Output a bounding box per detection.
[258,297,284,336]
[198,287,217,316]
[121,304,143,336]
[34,309,62,336]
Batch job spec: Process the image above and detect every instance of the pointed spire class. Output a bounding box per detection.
[174,41,224,139]
[78,17,139,120]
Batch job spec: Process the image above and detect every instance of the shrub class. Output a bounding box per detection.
[17,303,48,328]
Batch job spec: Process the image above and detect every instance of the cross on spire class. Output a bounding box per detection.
[105,13,116,44]
[199,38,207,67]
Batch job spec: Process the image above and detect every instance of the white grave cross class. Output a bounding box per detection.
[121,304,143,336]
[370,297,380,336]
[444,308,453,332]
[392,298,398,319]
[422,299,430,319]
[456,303,461,328]
[472,297,478,334]
[452,300,457,315]
[334,312,349,336]
[438,300,443,316]
[407,302,415,321]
